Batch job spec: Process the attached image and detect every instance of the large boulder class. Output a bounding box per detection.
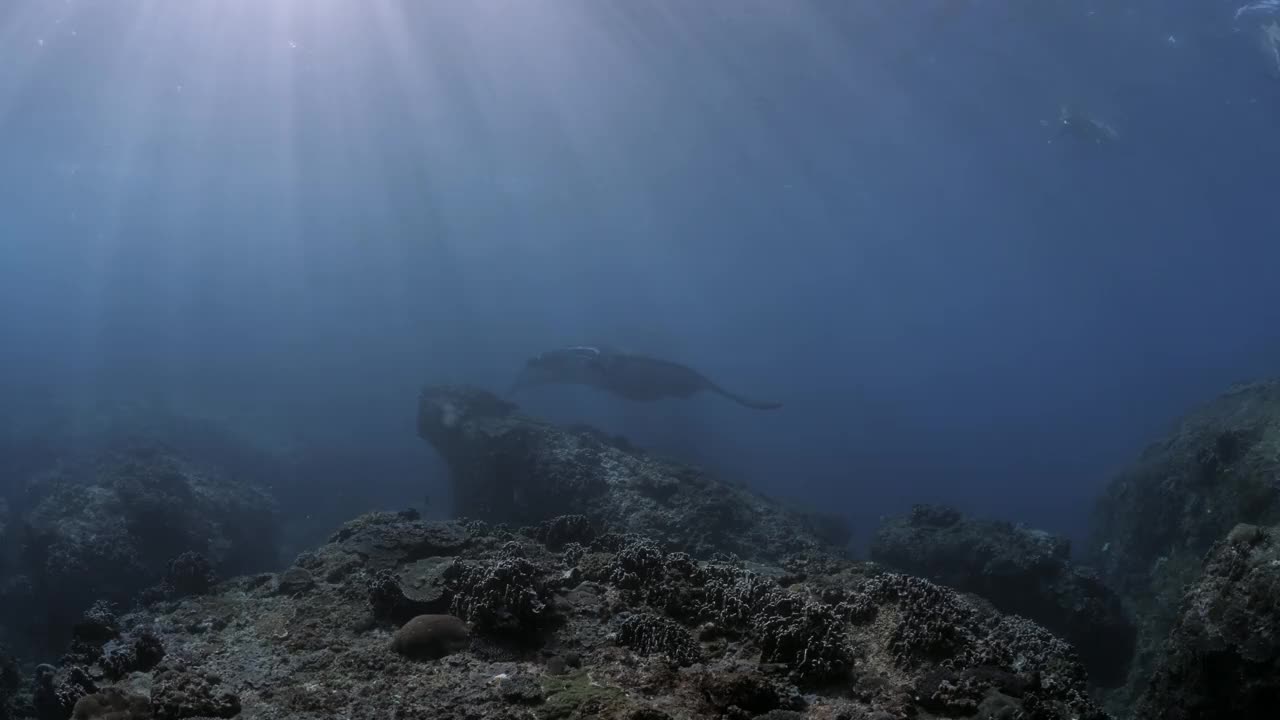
[1,445,279,653]
[1135,523,1280,720]
[872,504,1135,687]
[416,385,833,563]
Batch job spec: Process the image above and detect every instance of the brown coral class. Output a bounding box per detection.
[390,614,471,660]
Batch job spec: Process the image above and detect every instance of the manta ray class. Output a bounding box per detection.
[508,345,782,411]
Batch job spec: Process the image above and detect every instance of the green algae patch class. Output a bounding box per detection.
[538,671,627,720]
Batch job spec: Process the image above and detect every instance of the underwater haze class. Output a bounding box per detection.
[3,0,1280,551]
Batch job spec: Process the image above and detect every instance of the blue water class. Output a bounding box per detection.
[3,0,1279,550]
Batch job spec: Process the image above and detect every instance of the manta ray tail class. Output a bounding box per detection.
[707,382,783,411]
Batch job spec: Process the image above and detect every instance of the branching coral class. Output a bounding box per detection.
[598,538,853,684]
[617,614,703,667]
[444,548,550,636]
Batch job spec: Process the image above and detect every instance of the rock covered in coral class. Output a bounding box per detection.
[325,509,469,570]
[871,503,1135,686]
[416,385,833,562]
[1089,379,1280,708]
[1134,523,1280,720]
[6,446,278,652]
[314,513,474,624]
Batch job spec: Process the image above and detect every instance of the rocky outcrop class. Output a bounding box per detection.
[416,385,832,563]
[871,504,1135,687]
[1135,523,1280,720]
[1089,379,1280,709]
[0,445,280,655]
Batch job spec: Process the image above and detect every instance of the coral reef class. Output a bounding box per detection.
[326,509,470,571]
[417,385,834,562]
[0,506,1108,720]
[871,503,1135,685]
[1134,523,1280,720]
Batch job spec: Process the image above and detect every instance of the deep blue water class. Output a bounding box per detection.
[2,0,1279,552]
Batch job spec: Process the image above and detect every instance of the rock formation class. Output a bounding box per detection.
[416,385,833,563]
